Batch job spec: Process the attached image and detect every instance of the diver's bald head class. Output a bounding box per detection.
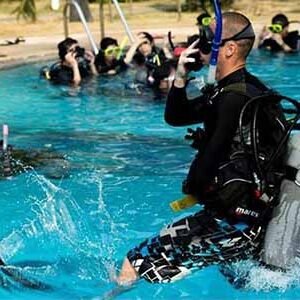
[221,12,255,58]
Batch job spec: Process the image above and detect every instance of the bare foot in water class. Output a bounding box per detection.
[117,258,139,286]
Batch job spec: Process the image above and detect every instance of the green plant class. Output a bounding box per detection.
[12,0,36,22]
[184,0,234,12]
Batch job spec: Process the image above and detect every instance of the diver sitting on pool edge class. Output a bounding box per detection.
[116,11,288,285]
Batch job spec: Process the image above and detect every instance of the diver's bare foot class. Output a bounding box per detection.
[117,258,138,286]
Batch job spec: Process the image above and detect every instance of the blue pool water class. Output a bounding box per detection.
[0,50,299,299]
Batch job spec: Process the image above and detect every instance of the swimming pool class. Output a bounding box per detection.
[0,50,299,299]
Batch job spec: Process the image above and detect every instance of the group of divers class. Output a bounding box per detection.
[1,5,300,296]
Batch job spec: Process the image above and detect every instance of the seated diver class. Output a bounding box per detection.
[94,37,129,75]
[116,11,288,285]
[41,37,98,86]
[258,13,300,53]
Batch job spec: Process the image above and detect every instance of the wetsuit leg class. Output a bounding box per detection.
[127,210,263,283]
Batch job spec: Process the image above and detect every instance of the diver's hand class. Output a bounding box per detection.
[174,39,199,88]
[85,50,95,65]
[271,33,284,45]
[259,25,272,41]
[134,35,149,48]
[271,33,293,52]
[65,52,78,67]
[84,50,98,75]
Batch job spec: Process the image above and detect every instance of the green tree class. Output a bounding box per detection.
[13,0,36,22]
[184,0,234,12]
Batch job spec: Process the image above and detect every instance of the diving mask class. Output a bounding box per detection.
[201,17,212,26]
[268,23,284,34]
[104,46,122,57]
[199,22,256,55]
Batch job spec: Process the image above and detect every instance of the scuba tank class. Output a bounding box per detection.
[262,133,300,269]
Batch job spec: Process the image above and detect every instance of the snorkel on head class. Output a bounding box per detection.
[206,0,222,85]
[199,4,255,85]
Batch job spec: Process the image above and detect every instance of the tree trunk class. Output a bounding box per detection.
[70,0,93,22]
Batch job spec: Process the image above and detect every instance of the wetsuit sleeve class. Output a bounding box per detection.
[165,84,208,126]
[193,92,248,193]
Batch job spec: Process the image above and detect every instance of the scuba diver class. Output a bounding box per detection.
[127,32,173,85]
[94,37,128,75]
[116,9,293,285]
[196,12,212,33]
[258,14,300,53]
[40,37,98,86]
[123,31,176,99]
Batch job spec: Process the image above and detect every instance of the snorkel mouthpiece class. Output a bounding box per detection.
[207,0,222,85]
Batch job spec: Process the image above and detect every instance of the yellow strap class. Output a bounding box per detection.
[170,195,198,212]
[117,36,128,60]
[45,71,51,80]
[153,54,161,66]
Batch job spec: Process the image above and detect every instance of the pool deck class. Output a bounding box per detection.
[0,22,218,69]
[0,19,298,70]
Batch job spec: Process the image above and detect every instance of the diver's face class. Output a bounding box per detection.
[138,40,152,56]
[105,45,118,62]
[67,43,79,54]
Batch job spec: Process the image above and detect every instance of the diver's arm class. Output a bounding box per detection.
[71,64,81,86]
[165,41,206,126]
[85,50,98,75]
[165,84,207,126]
[124,37,148,65]
[272,34,293,52]
[65,52,81,86]
[256,26,272,48]
[162,35,173,59]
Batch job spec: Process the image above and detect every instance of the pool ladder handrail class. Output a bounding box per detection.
[63,0,99,54]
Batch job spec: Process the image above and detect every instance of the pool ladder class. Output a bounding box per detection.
[63,0,99,54]
[63,0,135,54]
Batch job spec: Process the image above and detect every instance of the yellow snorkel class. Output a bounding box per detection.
[116,36,128,60]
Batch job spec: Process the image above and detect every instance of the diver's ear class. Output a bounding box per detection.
[224,41,237,57]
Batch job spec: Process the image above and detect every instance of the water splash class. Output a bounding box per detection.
[0,169,121,290]
[222,259,300,292]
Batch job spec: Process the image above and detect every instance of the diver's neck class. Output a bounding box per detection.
[217,62,246,82]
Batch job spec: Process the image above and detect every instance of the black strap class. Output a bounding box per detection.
[285,165,299,182]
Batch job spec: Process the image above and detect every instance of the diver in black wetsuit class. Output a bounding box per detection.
[42,37,98,86]
[258,14,300,53]
[94,37,128,75]
[116,12,287,285]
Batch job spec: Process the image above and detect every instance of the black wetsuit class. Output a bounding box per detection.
[259,30,300,52]
[49,60,92,85]
[166,68,269,217]
[127,68,272,283]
